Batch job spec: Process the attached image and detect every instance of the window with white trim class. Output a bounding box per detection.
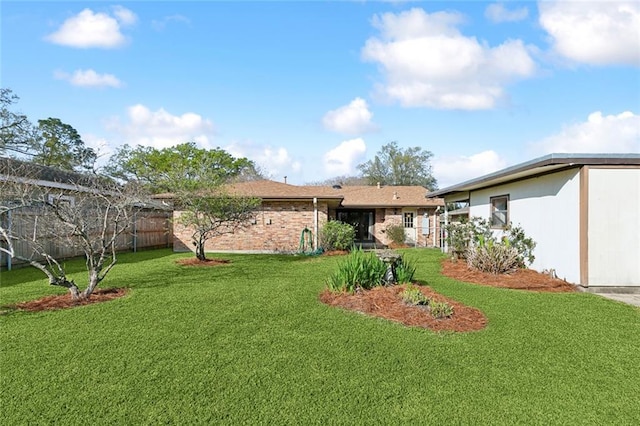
[403,212,414,228]
[490,195,509,228]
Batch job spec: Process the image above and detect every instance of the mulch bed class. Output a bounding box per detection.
[319,258,578,332]
[176,258,231,266]
[319,285,487,332]
[441,259,577,292]
[10,287,129,313]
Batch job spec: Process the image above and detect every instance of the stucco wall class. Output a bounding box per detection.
[468,168,582,283]
[588,168,640,286]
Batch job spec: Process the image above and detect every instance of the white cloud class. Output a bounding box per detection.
[152,14,191,31]
[361,8,536,109]
[107,104,215,149]
[45,6,137,48]
[225,141,302,179]
[539,1,640,66]
[322,98,377,134]
[433,150,507,188]
[485,3,529,23]
[54,69,123,88]
[531,111,640,154]
[112,5,137,26]
[323,138,367,176]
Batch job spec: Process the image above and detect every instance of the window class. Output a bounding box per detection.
[490,195,509,228]
[403,212,414,228]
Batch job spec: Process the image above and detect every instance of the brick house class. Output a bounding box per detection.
[157,180,444,253]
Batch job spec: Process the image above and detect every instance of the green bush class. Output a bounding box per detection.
[446,217,537,271]
[326,247,387,293]
[320,220,355,251]
[444,217,492,259]
[385,224,406,245]
[504,224,536,267]
[395,256,416,284]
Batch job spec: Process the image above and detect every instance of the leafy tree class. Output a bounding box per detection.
[357,141,438,190]
[0,88,36,156]
[105,142,263,260]
[177,193,261,261]
[105,142,261,193]
[32,118,96,172]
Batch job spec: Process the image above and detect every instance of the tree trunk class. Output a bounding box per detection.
[196,240,206,261]
[81,269,100,300]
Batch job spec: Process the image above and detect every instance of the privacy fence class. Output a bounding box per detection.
[0,207,172,271]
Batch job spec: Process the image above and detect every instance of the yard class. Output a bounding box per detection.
[1,249,638,424]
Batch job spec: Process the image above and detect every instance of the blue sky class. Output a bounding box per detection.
[2,1,639,187]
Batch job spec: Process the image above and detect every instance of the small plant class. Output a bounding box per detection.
[400,284,428,305]
[326,247,387,293]
[430,301,454,319]
[385,223,406,246]
[395,255,416,284]
[320,220,355,251]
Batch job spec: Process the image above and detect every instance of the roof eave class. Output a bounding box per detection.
[427,153,640,199]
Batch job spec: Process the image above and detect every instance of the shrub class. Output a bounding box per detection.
[430,301,454,319]
[446,217,537,272]
[326,247,387,293]
[444,217,492,259]
[320,220,355,251]
[400,284,428,305]
[466,241,520,274]
[385,224,406,246]
[395,255,416,284]
[504,224,536,267]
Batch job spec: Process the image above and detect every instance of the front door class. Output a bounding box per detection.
[403,210,416,244]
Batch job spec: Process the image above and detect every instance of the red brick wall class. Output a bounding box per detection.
[172,201,440,253]
[373,208,441,248]
[173,200,329,253]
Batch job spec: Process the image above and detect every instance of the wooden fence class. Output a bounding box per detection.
[0,208,172,271]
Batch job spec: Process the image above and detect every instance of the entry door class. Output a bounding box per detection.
[403,210,416,244]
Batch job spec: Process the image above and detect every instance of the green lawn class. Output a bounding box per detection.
[1,249,638,424]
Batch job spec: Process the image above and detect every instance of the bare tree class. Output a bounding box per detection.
[1,158,147,300]
[176,192,260,261]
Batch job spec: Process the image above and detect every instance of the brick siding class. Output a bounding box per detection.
[173,200,329,253]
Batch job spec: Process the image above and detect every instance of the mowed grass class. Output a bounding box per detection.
[1,249,639,424]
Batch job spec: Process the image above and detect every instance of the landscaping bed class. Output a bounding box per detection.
[320,284,486,332]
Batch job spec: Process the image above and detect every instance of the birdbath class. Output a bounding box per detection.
[375,250,402,285]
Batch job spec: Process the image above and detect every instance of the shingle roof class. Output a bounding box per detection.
[226,180,443,208]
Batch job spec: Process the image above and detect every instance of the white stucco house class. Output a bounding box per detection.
[427,153,640,292]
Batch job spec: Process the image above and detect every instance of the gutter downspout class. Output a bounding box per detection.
[443,204,448,254]
[313,197,318,250]
[433,206,440,247]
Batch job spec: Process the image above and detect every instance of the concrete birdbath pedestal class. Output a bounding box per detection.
[375,250,401,285]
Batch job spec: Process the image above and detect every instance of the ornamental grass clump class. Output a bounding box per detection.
[326,247,387,293]
[395,256,417,284]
